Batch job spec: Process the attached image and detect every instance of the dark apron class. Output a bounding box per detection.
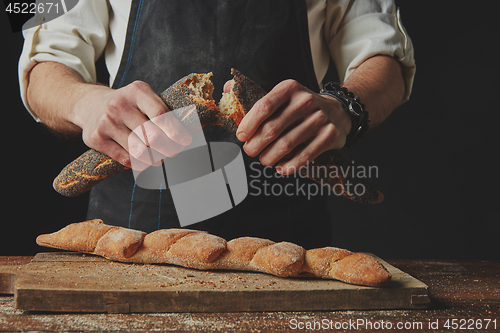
[87,0,333,249]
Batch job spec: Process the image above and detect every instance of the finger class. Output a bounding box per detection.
[129,154,154,172]
[258,110,327,166]
[127,81,171,118]
[237,80,297,142]
[115,101,186,159]
[137,119,186,158]
[150,111,193,147]
[128,81,193,146]
[92,125,158,172]
[223,80,232,93]
[99,119,162,169]
[242,92,317,157]
[128,128,167,166]
[276,123,339,175]
[94,138,149,171]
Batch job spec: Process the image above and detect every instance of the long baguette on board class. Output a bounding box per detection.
[36,219,391,287]
[53,69,383,204]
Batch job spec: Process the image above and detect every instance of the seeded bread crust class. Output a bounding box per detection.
[53,69,383,204]
[53,73,217,197]
[160,72,219,128]
[53,149,129,197]
[217,69,383,204]
[216,68,267,131]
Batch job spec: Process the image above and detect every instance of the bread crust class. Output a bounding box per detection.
[303,247,353,278]
[218,69,383,204]
[94,227,146,261]
[231,68,267,116]
[215,68,267,131]
[250,242,305,277]
[160,73,219,128]
[328,253,391,287]
[53,69,384,204]
[37,220,392,287]
[53,150,129,197]
[35,219,114,253]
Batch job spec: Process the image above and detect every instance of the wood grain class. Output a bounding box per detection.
[1,258,498,332]
[1,252,429,313]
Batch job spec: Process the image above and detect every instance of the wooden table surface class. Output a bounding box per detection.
[0,256,498,332]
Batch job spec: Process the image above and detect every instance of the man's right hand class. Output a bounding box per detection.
[72,81,192,170]
[27,62,192,170]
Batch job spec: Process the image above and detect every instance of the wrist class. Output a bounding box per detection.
[69,83,111,129]
[320,82,370,147]
[27,62,97,135]
[322,94,352,138]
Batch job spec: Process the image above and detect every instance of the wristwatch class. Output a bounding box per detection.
[319,82,370,147]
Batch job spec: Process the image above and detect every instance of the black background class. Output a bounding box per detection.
[3,0,35,33]
[1,1,498,259]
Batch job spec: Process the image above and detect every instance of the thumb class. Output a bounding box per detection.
[223,80,232,93]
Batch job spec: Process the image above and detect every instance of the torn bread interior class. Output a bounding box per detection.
[160,72,219,129]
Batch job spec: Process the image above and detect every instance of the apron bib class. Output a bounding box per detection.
[87,0,332,248]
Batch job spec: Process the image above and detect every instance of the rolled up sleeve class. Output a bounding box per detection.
[326,0,415,102]
[18,0,110,121]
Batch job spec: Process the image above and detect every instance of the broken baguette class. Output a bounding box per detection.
[52,73,218,197]
[52,149,129,197]
[160,72,219,129]
[36,219,391,287]
[53,69,383,204]
[217,69,384,204]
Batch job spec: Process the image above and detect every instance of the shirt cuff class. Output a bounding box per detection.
[330,8,416,103]
[18,0,109,121]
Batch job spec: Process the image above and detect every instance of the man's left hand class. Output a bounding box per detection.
[235,80,351,174]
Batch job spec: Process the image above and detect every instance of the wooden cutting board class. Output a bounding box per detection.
[0,252,429,313]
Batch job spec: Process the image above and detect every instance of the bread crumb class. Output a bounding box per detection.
[185,73,214,101]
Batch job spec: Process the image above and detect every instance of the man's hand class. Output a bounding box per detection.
[27,62,192,170]
[71,81,192,170]
[232,55,406,175]
[235,80,352,175]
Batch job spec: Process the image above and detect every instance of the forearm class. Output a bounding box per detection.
[26,61,190,168]
[26,61,107,135]
[342,55,406,129]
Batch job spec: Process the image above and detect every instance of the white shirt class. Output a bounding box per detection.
[19,0,415,121]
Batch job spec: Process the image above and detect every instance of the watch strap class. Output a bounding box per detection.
[320,82,370,147]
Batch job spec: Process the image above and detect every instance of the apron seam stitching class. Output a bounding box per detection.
[118,0,145,88]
